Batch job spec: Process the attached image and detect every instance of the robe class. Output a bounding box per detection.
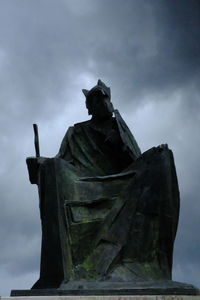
[31,110,179,289]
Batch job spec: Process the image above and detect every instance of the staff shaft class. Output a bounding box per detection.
[33,124,40,157]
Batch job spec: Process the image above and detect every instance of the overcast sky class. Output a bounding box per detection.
[0,0,200,296]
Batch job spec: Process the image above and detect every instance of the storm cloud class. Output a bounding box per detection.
[0,0,199,296]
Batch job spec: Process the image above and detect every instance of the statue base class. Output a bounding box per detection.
[11,280,200,296]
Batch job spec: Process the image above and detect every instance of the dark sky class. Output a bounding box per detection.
[0,0,200,296]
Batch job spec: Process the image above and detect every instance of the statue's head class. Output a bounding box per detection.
[82,79,114,119]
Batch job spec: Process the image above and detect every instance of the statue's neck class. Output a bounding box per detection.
[91,113,113,124]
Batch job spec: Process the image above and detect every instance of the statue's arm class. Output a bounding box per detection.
[55,126,73,160]
[26,156,47,184]
[26,126,74,184]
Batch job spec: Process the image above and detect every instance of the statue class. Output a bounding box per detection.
[24,80,197,294]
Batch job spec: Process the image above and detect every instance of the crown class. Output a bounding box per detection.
[82,79,111,99]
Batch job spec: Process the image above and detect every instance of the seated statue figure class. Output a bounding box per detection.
[26,79,180,291]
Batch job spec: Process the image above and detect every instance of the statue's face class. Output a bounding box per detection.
[87,91,113,119]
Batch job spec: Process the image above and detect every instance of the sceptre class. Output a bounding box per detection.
[33,124,40,157]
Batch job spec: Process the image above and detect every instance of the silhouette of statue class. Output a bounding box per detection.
[26,80,186,292]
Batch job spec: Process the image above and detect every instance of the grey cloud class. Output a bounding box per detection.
[0,0,96,123]
[1,0,199,115]
[84,0,200,107]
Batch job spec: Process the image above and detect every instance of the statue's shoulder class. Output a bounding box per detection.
[74,120,91,128]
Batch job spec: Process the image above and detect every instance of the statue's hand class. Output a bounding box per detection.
[26,156,47,184]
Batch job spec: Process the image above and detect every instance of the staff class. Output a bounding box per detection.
[33,123,40,157]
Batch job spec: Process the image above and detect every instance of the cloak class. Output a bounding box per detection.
[30,110,179,290]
